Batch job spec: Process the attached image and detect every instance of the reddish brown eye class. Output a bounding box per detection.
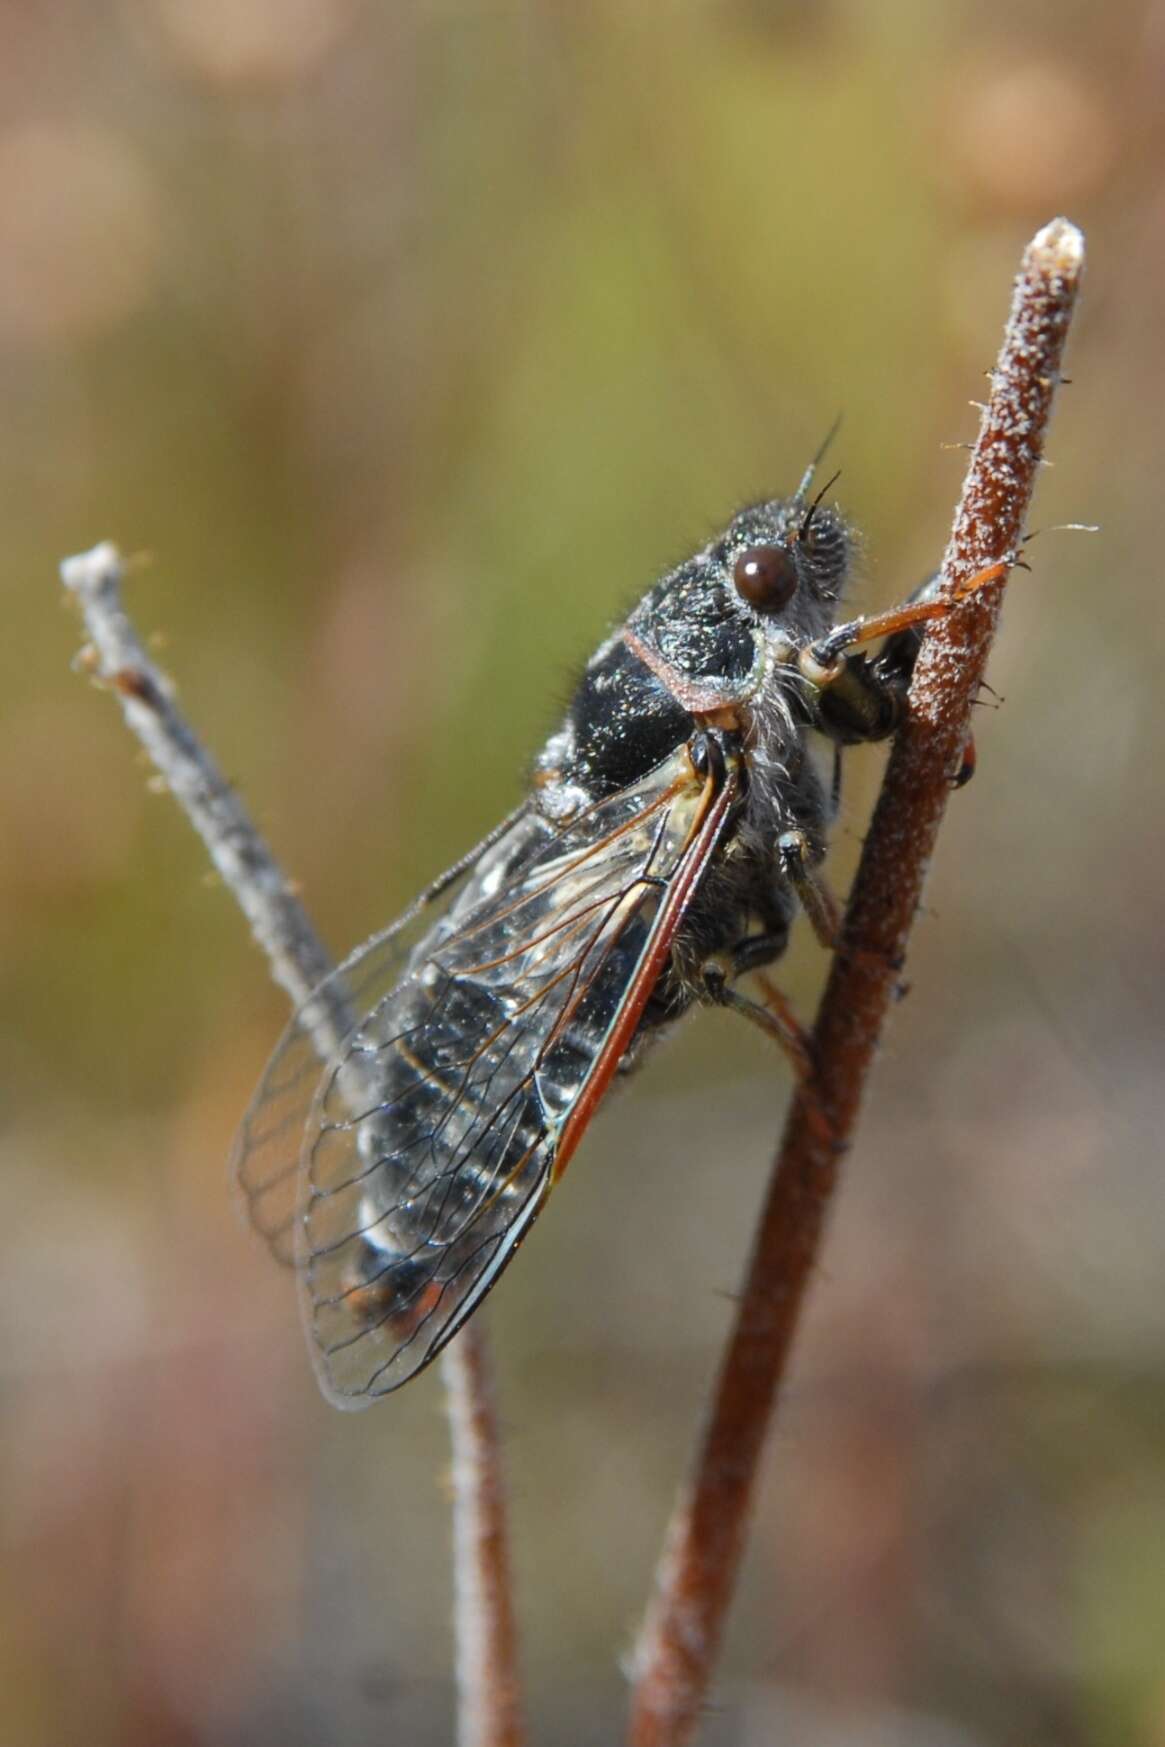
[732,544,798,612]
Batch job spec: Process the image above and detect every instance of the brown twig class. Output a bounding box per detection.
[60,543,526,1747]
[445,1327,526,1747]
[627,218,1086,1745]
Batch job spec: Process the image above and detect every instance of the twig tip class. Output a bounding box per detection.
[60,541,124,601]
[1029,217,1085,278]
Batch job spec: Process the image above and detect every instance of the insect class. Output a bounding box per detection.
[234,455,998,1408]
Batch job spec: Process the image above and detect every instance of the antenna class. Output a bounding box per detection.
[794,413,843,502]
[798,469,843,542]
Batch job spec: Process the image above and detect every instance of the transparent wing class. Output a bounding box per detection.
[234,854,496,1268]
[233,744,732,1406]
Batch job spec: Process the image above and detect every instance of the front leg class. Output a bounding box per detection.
[802,562,1003,777]
[801,572,943,745]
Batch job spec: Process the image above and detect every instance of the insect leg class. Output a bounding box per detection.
[794,580,946,746]
[806,559,1008,678]
[729,930,788,976]
[802,565,1002,772]
[807,645,977,777]
[701,956,813,1079]
[776,829,842,948]
[801,647,905,745]
[868,597,977,785]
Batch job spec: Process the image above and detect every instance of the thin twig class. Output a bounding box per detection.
[627,218,1086,1746]
[59,545,339,1034]
[60,543,526,1747]
[445,1329,526,1747]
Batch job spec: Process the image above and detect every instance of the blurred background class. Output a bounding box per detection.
[2,1,1163,1742]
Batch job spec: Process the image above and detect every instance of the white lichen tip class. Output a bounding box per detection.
[1030,217,1085,276]
[60,541,123,598]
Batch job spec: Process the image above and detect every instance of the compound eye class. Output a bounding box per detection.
[732,544,799,612]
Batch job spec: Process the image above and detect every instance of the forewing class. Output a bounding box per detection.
[236,745,726,1406]
[233,808,530,1262]
[234,905,453,1266]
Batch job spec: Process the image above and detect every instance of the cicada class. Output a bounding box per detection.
[234,464,993,1407]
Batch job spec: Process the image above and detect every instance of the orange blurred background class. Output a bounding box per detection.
[2,2,1164,1743]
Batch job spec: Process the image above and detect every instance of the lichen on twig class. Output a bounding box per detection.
[60,541,526,1747]
[626,217,1086,1747]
